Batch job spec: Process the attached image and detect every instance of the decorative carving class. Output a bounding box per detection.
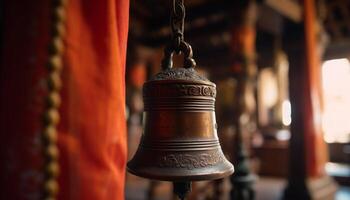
[144,84,216,98]
[152,68,209,82]
[159,151,224,170]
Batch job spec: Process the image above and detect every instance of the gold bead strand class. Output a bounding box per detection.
[41,0,67,199]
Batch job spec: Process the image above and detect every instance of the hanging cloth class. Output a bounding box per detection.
[0,0,129,199]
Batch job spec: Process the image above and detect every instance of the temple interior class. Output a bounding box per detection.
[125,0,349,199]
[0,0,349,200]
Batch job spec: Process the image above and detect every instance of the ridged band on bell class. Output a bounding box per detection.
[127,68,234,181]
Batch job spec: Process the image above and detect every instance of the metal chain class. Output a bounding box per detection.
[41,0,67,199]
[161,0,196,70]
[171,0,185,53]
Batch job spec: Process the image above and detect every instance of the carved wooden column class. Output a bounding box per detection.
[229,1,257,200]
[283,0,337,199]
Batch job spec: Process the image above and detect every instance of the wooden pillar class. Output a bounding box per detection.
[283,0,337,199]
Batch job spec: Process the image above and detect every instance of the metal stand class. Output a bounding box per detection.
[230,56,257,200]
[230,143,256,200]
[173,181,192,200]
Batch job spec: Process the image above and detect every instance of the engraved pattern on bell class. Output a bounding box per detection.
[143,84,216,98]
[159,151,224,170]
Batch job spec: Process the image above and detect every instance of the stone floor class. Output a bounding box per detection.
[126,174,350,200]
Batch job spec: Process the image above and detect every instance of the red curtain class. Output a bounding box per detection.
[0,0,129,199]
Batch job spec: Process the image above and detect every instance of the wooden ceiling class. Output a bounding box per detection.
[129,0,297,67]
[129,0,243,46]
[129,0,350,66]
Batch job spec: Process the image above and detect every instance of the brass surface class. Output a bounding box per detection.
[127,68,234,181]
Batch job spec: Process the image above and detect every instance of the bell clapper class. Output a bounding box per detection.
[173,181,192,200]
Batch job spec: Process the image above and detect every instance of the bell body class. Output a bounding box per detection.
[127,68,234,181]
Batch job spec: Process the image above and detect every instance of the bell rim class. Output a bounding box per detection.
[127,161,234,182]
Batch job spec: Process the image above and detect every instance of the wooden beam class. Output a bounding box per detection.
[265,0,302,22]
[132,0,233,31]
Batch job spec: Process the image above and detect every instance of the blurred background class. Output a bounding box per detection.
[125,0,350,199]
[2,0,349,199]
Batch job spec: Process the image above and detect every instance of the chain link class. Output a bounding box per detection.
[161,0,196,70]
[171,0,185,53]
[41,0,67,199]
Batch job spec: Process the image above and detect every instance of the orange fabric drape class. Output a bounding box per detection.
[0,0,129,199]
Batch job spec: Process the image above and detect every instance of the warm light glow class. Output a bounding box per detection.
[276,129,291,141]
[260,69,278,108]
[282,100,292,126]
[322,58,350,143]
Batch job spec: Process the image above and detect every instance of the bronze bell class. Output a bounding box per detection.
[128,2,233,196]
[127,62,234,181]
